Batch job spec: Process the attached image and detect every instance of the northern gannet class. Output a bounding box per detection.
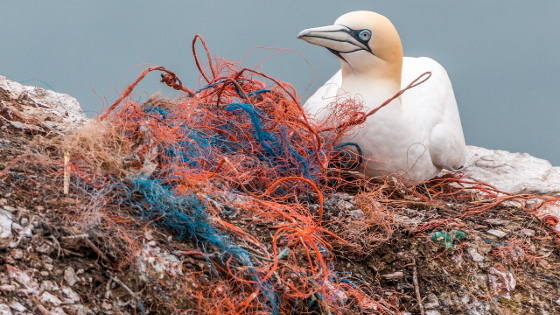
[298,10,466,181]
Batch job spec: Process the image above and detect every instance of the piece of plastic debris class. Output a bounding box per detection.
[431,230,466,247]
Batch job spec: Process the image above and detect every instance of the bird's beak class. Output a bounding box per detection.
[297,24,368,53]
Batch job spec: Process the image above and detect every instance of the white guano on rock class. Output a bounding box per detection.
[464,145,560,196]
[0,75,86,133]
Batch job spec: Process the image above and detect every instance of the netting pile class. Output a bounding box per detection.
[58,36,560,314]
[61,36,401,314]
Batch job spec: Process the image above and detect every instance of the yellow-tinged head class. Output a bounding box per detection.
[298,11,403,84]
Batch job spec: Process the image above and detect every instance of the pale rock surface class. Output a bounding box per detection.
[0,304,12,315]
[464,145,560,196]
[463,146,560,227]
[488,267,516,299]
[486,229,507,238]
[40,291,63,307]
[136,241,183,281]
[0,75,86,133]
[6,264,39,295]
[0,209,13,242]
[64,266,78,286]
[62,286,81,304]
[8,301,26,312]
[467,247,485,263]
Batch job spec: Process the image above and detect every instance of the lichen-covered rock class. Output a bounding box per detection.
[0,304,12,315]
[0,209,13,246]
[464,145,560,195]
[136,241,183,282]
[0,75,86,133]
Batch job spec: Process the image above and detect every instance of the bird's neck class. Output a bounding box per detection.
[339,60,402,110]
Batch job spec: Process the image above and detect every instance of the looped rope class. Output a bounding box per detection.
[192,34,218,83]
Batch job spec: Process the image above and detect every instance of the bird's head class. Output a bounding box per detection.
[298,11,403,81]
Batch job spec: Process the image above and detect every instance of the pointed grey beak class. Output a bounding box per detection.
[297,24,368,53]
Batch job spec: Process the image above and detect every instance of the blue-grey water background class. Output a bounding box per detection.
[1,0,559,164]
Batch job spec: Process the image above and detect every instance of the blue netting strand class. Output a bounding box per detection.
[225,102,311,177]
[131,177,278,314]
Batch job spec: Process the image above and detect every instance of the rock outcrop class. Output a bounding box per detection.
[464,145,560,196]
[0,75,85,134]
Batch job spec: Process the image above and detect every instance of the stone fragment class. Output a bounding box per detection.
[2,205,16,212]
[35,242,53,254]
[0,304,13,315]
[10,248,23,260]
[382,271,404,279]
[466,301,490,315]
[40,291,63,306]
[6,265,39,294]
[8,301,26,312]
[136,243,182,281]
[484,219,508,225]
[62,286,81,303]
[40,280,60,292]
[486,229,507,238]
[101,301,112,310]
[50,307,68,315]
[64,267,78,286]
[0,209,13,242]
[0,284,16,292]
[349,209,364,220]
[424,293,440,309]
[64,304,91,315]
[488,266,516,298]
[467,247,485,263]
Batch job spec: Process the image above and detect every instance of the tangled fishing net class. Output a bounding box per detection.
[53,36,559,314]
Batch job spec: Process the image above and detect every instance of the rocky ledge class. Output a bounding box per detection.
[464,146,560,196]
[0,75,85,133]
[0,76,558,314]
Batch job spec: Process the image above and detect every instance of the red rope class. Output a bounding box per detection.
[320,71,432,134]
[192,34,218,83]
[99,66,194,120]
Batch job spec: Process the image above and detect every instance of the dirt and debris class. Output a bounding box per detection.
[1,74,559,314]
[0,121,558,314]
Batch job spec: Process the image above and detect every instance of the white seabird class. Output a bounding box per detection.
[298,10,467,181]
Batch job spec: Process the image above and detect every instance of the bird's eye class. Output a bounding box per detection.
[358,30,372,41]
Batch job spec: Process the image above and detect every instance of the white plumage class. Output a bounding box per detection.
[299,11,466,181]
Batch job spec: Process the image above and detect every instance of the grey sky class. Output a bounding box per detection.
[1,0,559,164]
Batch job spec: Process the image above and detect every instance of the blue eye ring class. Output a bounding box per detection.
[358,29,372,42]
